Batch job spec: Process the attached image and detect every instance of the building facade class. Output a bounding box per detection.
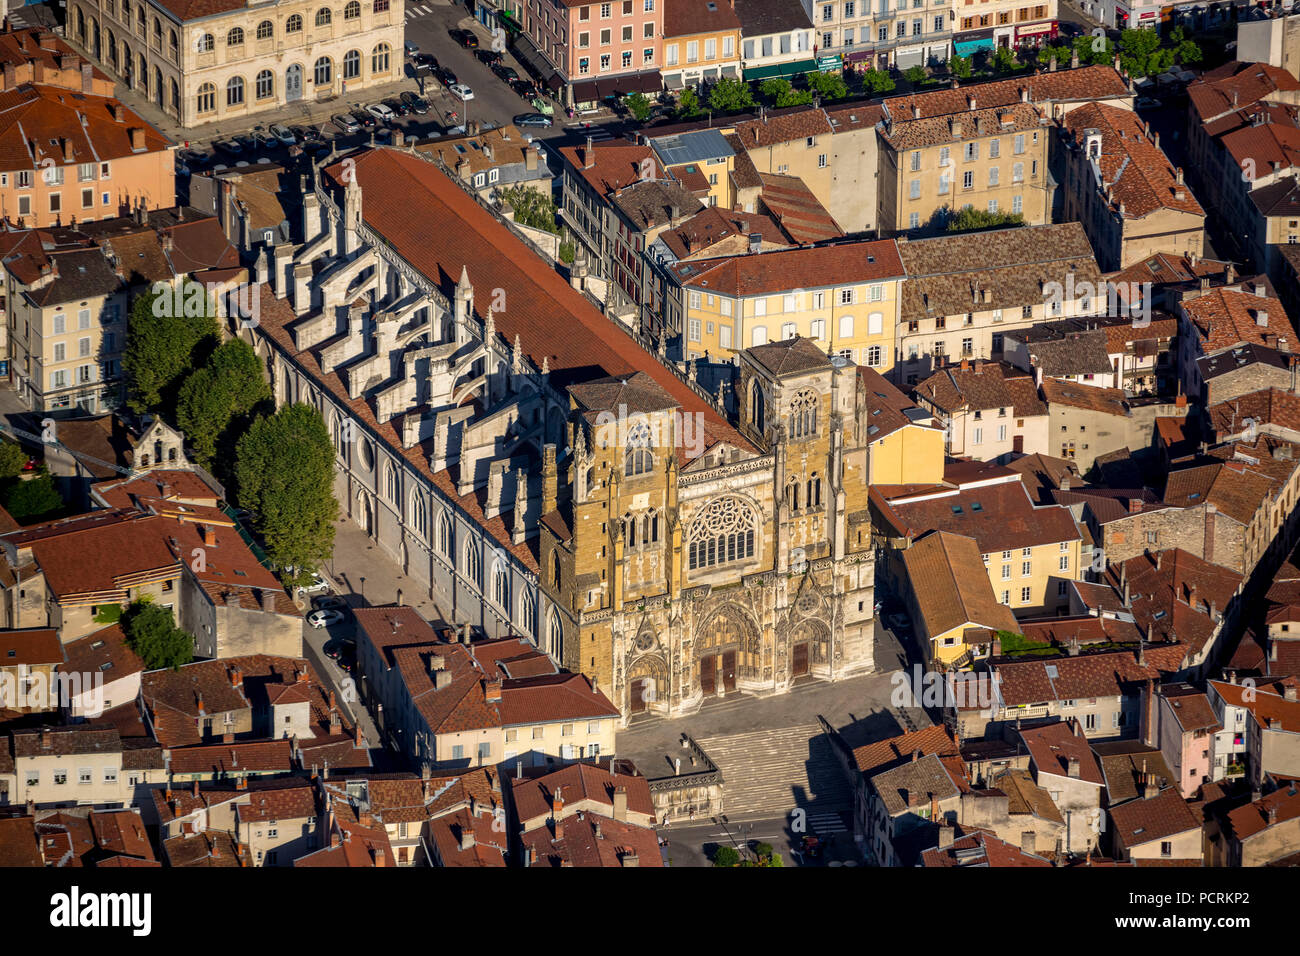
[67,0,405,129]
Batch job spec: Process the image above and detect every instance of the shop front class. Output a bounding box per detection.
[742,57,820,81]
[952,28,995,58]
[1014,21,1058,46]
[570,70,663,108]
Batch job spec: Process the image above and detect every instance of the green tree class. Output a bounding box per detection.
[624,91,652,121]
[1118,27,1171,78]
[124,281,220,416]
[559,240,576,264]
[234,402,339,587]
[903,64,927,85]
[949,54,972,79]
[1169,27,1202,66]
[4,468,63,521]
[806,69,848,101]
[761,78,812,107]
[122,599,193,670]
[676,87,702,119]
[708,76,754,113]
[176,337,270,466]
[498,185,560,234]
[992,46,1019,74]
[1075,33,1113,66]
[0,440,27,480]
[713,846,741,867]
[945,206,1027,233]
[861,68,896,94]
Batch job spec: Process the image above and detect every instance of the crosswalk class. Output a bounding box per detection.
[568,125,615,142]
[406,3,438,19]
[696,724,855,824]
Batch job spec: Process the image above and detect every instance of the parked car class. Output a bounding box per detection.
[509,78,538,100]
[492,63,520,83]
[268,123,297,146]
[449,83,474,101]
[404,40,420,57]
[214,138,244,156]
[234,133,259,151]
[307,609,345,629]
[366,102,396,123]
[332,113,361,134]
[351,108,378,128]
[400,91,430,114]
[1135,96,1162,109]
[250,127,279,149]
[383,96,411,117]
[313,595,348,612]
[436,66,459,87]
[295,572,330,595]
[450,28,479,48]
[475,48,502,66]
[324,636,356,660]
[514,112,552,128]
[413,52,438,71]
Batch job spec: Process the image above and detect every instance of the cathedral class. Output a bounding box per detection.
[245,145,879,721]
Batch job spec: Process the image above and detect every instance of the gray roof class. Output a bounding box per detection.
[732,0,813,35]
[1196,342,1293,381]
[649,128,735,167]
[872,753,961,816]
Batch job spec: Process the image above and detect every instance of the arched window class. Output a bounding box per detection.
[371,41,390,74]
[520,594,536,637]
[687,496,758,571]
[384,463,399,503]
[227,26,243,45]
[256,19,273,39]
[122,0,130,19]
[807,475,822,509]
[196,82,216,113]
[437,511,454,559]
[344,0,361,17]
[789,388,818,440]
[255,69,273,99]
[622,510,659,550]
[152,17,160,44]
[170,79,180,110]
[314,56,332,86]
[465,544,482,589]
[550,550,562,590]
[547,609,563,660]
[785,479,800,512]
[750,380,766,435]
[286,13,303,32]
[169,28,178,54]
[624,419,652,477]
[197,32,214,52]
[493,564,509,610]
[409,493,427,538]
[316,7,332,26]
[343,48,360,79]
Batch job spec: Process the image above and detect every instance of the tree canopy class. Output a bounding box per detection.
[860,69,896,94]
[624,91,652,122]
[234,402,339,586]
[123,599,193,670]
[176,337,270,466]
[498,185,560,234]
[945,206,1027,233]
[806,69,848,101]
[0,441,27,481]
[124,281,220,416]
[708,77,754,113]
[3,466,63,521]
[760,78,812,107]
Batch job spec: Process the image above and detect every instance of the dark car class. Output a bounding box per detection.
[383,96,411,117]
[509,78,538,99]
[413,51,438,71]
[234,133,259,151]
[514,112,553,128]
[400,90,430,114]
[324,636,355,661]
[492,64,520,83]
[351,108,378,128]
[475,48,502,65]
[436,66,459,87]
[214,138,244,156]
[450,28,479,49]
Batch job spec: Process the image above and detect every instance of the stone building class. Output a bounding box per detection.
[66,0,405,129]
[245,145,879,722]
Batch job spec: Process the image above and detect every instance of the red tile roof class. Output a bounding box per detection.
[671,238,903,296]
[1226,784,1300,841]
[1109,787,1201,847]
[0,627,63,667]
[512,761,655,824]
[1182,287,1295,354]
[1019,720,1104,785]
[0,84,170,173]
[920,828,1054,867]
[519,810,662,867]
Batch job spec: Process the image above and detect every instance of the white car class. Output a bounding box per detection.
[449,83,474,101]
[366,102,396,123]
[307,609,345,629]
[295,572,330,594]
[269,123,296,146]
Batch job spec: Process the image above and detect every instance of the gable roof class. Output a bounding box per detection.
[901,530,1018,637]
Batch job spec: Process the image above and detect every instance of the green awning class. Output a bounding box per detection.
[743,58,819,81]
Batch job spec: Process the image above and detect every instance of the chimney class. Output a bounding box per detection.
[484,679,503,702]
[1142,772,1160,800]
[1067,757,1081,778]
[938,823,955,849]
[1128,498,1143,514]
[459,824,476,850]
[621,852,640,867]
[584,135,595,169]
[613,785,628,822]
[371,846,386,866]
[967,94,977,111]
[1257,310,1269,327]
[1284,682,1298,702]
[193,778,200,797]
[127,127,145,151]
[1021,831,1036,854]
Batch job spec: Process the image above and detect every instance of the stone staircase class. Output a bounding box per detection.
[697,724,854,830]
